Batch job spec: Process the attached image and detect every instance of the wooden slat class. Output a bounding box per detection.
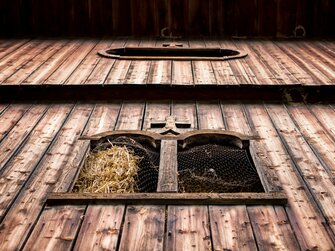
[197,101,225,130]
[189,39,217,85]
[0,104,30,142]
[248,206,300,250]
[267,104,335,232]
[124,39,156,85]
[287,104,335,179]
[47,192,287,206]
[172,101,197,131]
[204,39,239,85]
[209,205,258,251]
[0,41,54,84]
[143,101,171,131]
[157,140,178,192]
[233,41,278,85]
[244,104,334,250]
[0,104,73,219]
[275,41,332,84]
[0,39,30,62]
[166,206,212,251]
[64,40,113,85]
[0,105,93,250]
[104,39,139,84]
[44,40,97,84]
[4,40,68,84]
[23,40,83,84]
[85,38,127,84]
[0,104,48,171]
[119,205,165,251]
[23,205,85,251]
[74,205,125,251]
[115,102,145,130]
[219,40,254,84]
[309,104,335,140]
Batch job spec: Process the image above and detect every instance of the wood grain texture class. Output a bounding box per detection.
[23,205,85,251]
[74,205,125,251]
[0,105,93,251]
[248,206,300,250]
[119,206,165,251]
[209,205,257,251]
[244,104,335,250]
[166,206,212,251]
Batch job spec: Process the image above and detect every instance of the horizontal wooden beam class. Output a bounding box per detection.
[2,84,335,103]
[46,192,287,206]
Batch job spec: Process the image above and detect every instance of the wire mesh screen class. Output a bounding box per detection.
[93,136,159,192]
[177,144,264,193]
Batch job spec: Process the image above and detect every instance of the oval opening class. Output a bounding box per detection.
[98,47,247,60]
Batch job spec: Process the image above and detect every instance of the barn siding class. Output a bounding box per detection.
[0,102,335,249]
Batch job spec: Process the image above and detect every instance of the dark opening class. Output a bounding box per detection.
[177,144,264,193]
[98,47,247,60]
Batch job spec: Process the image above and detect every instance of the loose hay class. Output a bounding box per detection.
[73,145,142,193]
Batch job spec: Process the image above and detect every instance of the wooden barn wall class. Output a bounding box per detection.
[0,0,334,37]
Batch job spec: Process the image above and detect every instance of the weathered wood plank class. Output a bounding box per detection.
[44,40,97,84]
[0,104,93,251]
[287,104,335,179]
[0,104,30,142]
[104,39,139,84]
[119,206,165,251]
[197,101,225,130]
[85,38,127,84]
[115,102,145,130]
[74,205,125,251]
[189,39,217,85]
[0,41,53,84]
[248,206,300,250]
[143,101,171,131]
[172,101,197,131]
[23,40,82,84]
[267,104,335,233]
[4,40,68,84]
[124,39,156,85]
[166,206,212,251]
[219,40,254,84]
[23,205,85,251]
[157,140,178,192]
[0,39,30,62]
[233,40,279,85]
[244,104,334,250]
[209,205,258,251]
[275,41,332,84]
[0,104,73,219]
[64,40,113,84]
[46,192,288,206]
[0,104,48,171]
[204,39,239,85]
[309,104,335,140]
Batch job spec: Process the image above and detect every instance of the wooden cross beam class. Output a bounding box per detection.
[150,116,191,135]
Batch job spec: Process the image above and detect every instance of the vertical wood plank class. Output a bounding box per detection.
[0,105,73,219]
[157,140,178,192]
[0,105,93,251]
[197,101,225,130]
[119,206,165,251]
[165,206,212,251]
[248,206,300,250]
[209,205,257,251]
[172,101,197,131]
[23,205,85,251]
[243,104,334,250]
[74,205,125,251]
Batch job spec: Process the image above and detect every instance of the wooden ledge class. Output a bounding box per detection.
[46,192,287,206]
